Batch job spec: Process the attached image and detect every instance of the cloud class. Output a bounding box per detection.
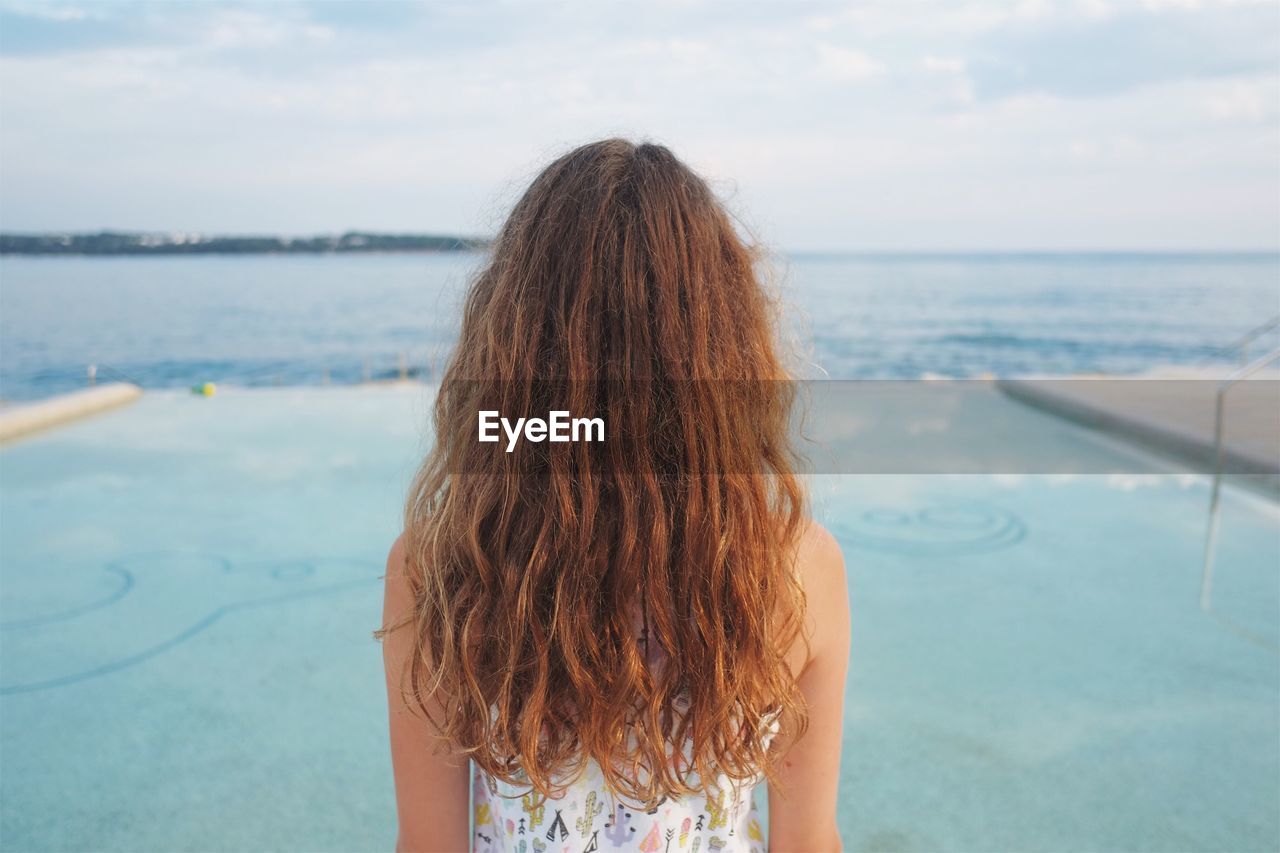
[815,44,885,81]
[921,55,967,74]
[0,0,1276,249]
[200,8,334,50]
[3,2,94,22]
[967,2,1279,99]
[1202,78,1277,122]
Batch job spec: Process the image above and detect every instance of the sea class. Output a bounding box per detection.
[1,252,1277,402]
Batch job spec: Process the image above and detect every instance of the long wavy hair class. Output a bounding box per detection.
[385,138,808,809]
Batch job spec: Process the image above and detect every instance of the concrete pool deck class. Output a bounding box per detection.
[998,368,1280,497]
[0,382,142,444]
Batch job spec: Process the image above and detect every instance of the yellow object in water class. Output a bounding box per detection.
[192,382,216,397]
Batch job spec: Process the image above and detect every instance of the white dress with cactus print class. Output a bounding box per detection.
[471,758,768,853]
[471,619,775,852]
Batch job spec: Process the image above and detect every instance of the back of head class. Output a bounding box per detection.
[399,138,808,808]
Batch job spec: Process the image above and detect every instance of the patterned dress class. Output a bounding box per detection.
[471,761,767,853]
[470,619,775,853]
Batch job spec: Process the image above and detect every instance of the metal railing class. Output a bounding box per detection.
[86,363,145,386]
[1199,342,1280,611]
[1204,314,1280,365]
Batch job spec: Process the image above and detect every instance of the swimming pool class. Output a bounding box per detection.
[1,385,1276,851]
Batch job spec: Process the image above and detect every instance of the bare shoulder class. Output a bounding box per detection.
[790,520,850,673]
[381,532,414,635]
[386,532,408,575]
[795,520,847,599]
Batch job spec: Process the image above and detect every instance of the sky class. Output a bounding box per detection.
[0,0,1277,251]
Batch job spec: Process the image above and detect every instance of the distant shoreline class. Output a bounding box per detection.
[0,230,491,256]
[1,233,1274,259]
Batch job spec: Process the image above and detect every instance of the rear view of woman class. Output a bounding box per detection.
[380,139,851,852]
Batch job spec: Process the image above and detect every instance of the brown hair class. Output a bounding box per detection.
[386,138,807,808]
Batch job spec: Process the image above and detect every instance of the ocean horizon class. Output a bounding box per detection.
[2,250,1277,402]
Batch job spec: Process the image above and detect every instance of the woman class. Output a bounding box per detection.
[380,139,850,852]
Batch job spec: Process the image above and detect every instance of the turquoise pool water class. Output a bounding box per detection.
[1,386,1276,851]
